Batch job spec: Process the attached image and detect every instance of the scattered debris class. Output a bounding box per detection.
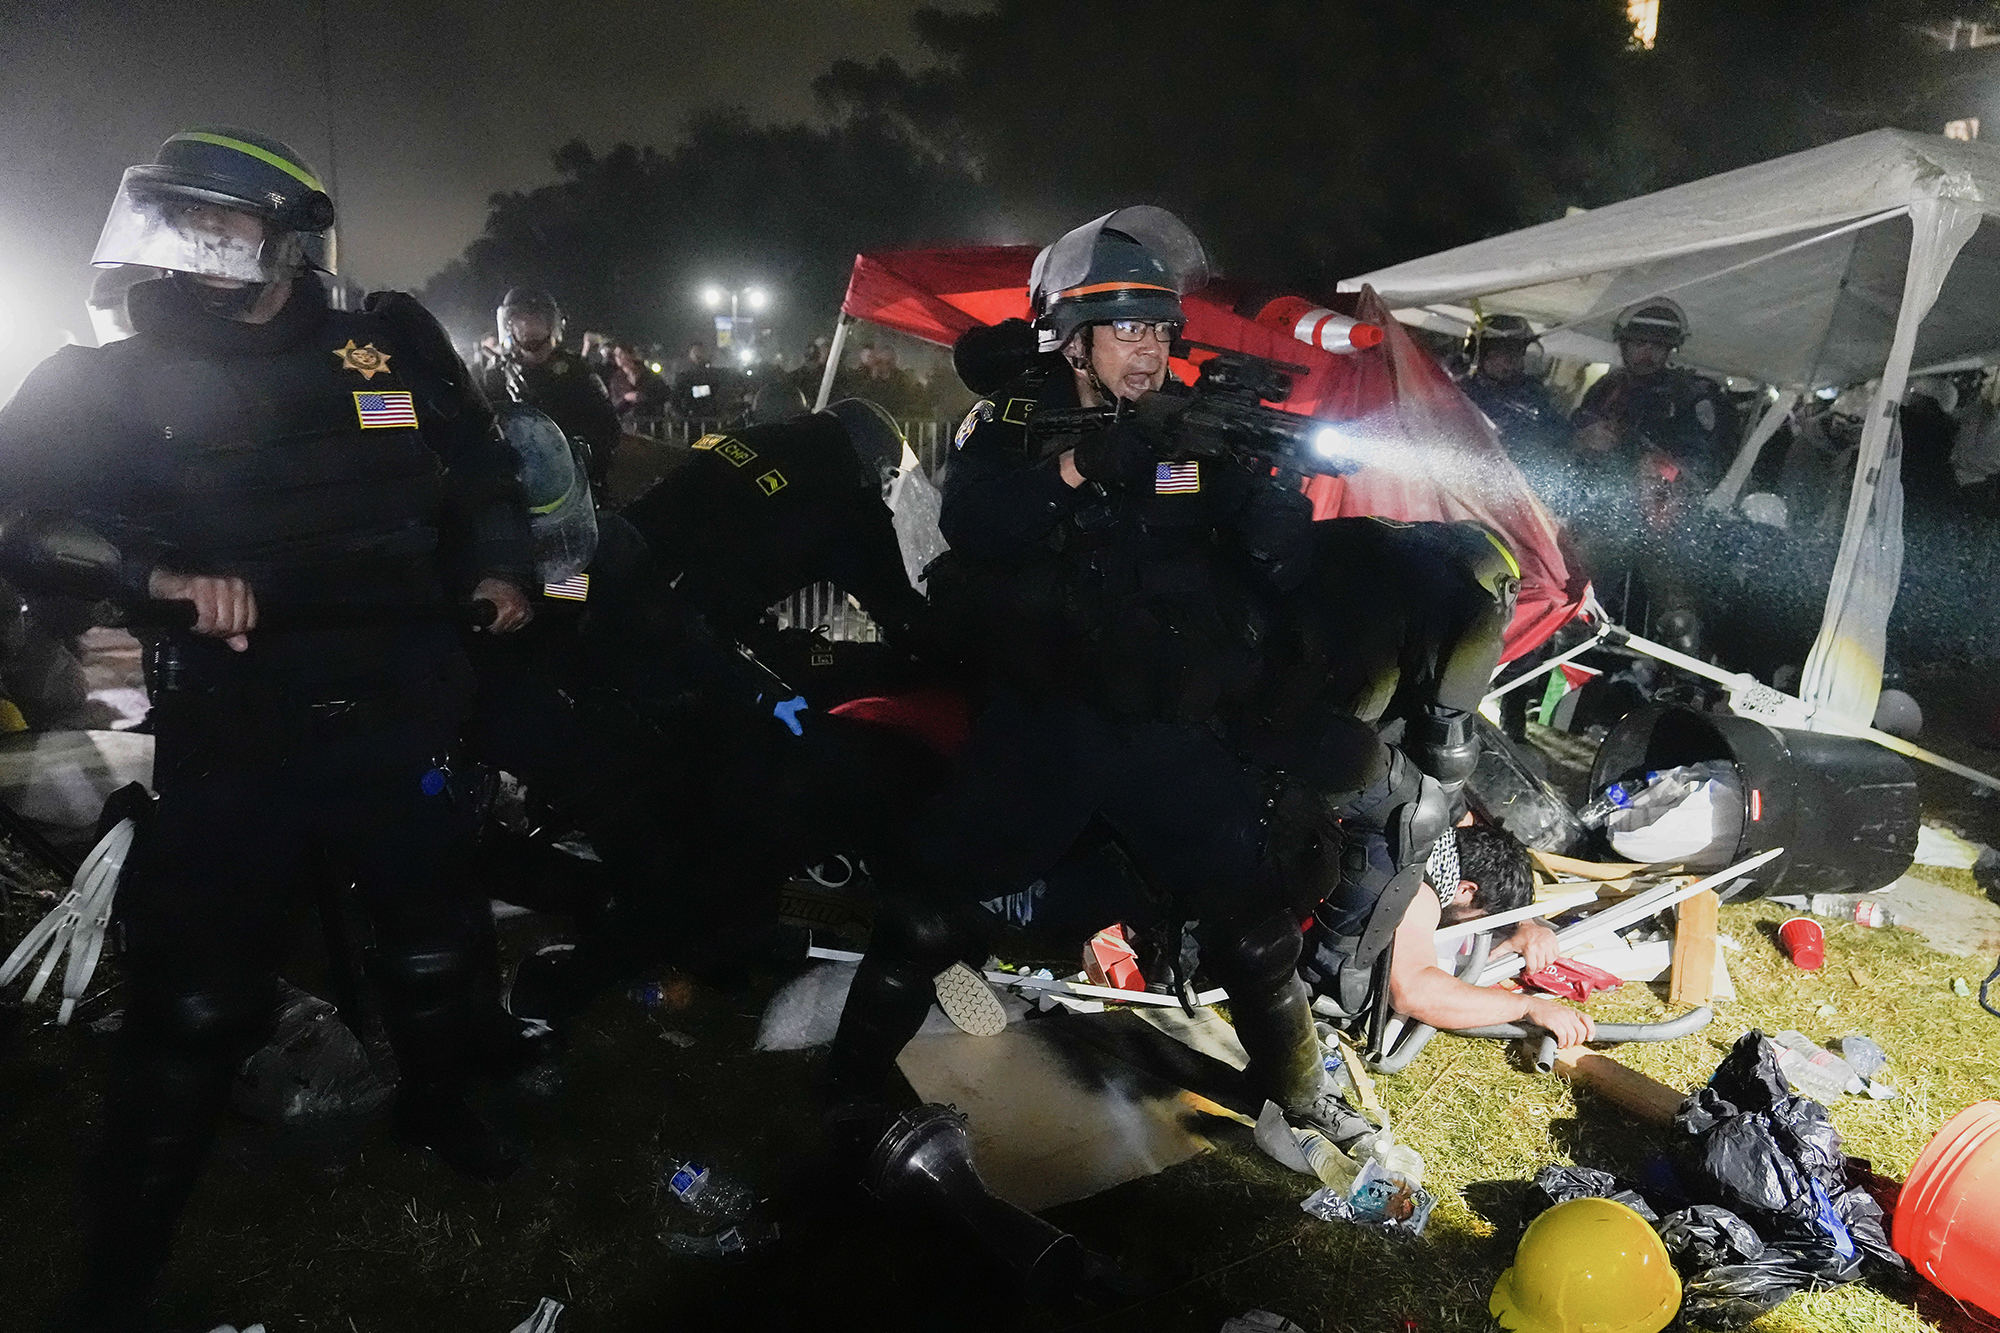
[1301,1157,1435,1237]
[661,1160,759,1220]
[505,1298,563,1333]
[1218,1313,1306,1333]
[230,981,392,1125]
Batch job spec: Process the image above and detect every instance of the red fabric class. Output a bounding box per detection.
[840,250,1583,658]
[1517,957,1624,1003]
[826,686,973,757]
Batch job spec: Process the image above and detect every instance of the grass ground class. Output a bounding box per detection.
[5,869,1998,1332]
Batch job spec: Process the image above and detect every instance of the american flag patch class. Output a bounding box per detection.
[1155,460,1200,494]
[542,572,590,602]
[352,391,418,429]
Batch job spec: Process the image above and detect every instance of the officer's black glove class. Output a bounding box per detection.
[1070,422,1160,488]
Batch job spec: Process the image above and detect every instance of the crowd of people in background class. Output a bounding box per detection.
[1448,299,2000,687]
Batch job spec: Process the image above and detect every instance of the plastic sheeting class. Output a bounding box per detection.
[836,250,1578,660]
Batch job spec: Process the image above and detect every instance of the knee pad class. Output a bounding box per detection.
[1198,909,1303,995]
[1409,705,1479,789]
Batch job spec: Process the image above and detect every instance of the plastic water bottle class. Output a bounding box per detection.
[662,1161,759,1219]
[1577,767,1701,828]
[1807,895,1893,927]
[1773,1030,1864,1102]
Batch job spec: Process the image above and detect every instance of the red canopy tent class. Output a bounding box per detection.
[832,248,1583,660]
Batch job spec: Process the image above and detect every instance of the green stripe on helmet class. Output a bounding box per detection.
[167,130,325,194]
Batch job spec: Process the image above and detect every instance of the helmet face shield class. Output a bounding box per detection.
[497,406,599,582]
[1031,206,1208,352]
[90,168,302,283]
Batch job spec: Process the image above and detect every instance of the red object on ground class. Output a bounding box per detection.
[1083,924,1145,992]
[1777,916,1825,970]
[1517,957,1623,1003]
[1896,1101,2000,1320]
[836,249,1582,662]
[825,686,973,758]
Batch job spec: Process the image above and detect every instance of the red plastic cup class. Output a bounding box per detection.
[1778,916,1825,970]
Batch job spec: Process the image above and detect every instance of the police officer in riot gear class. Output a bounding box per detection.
[824,208,1367,1156]
[1457,314,1569,507]
[621,397,929,654]
[1570,299,1738,643]
[1572,299,1738,489]
[503,397,945,1027]
[479,287,623,495]
[0,126,535,1329]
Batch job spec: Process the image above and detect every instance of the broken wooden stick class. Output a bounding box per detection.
[1551,1047,1687,1126]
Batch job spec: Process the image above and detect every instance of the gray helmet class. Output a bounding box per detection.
[497,287,564,356]
[495,405,598,583]
[1464,312,1537,361]
[820,397,905,484]
[1028,206,1208,353]
[92,126,337,281]
[749,379,810,425]
[1613,298,1689,348]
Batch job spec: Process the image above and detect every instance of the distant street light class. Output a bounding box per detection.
[698,283,772,357]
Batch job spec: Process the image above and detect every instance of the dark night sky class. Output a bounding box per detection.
[0,0,982,360]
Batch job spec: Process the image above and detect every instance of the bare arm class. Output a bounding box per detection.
[1387,891,1593,1046]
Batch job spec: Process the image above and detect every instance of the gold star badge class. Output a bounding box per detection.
[333,340,392,380]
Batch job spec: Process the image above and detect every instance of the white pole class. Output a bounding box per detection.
[1705,388,1800,513]
[814,313,851,412]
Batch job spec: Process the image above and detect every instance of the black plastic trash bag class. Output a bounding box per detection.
[231,980,392,1123]
[1529,1164,1658,1221]
[1667,1029,1903,1322]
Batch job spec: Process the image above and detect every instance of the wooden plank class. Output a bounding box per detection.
[1529,849,1659,880]
[1551,1048,1686,1126]
[1669,889,1721,1007]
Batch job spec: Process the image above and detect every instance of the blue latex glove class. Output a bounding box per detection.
[769,694,809,737]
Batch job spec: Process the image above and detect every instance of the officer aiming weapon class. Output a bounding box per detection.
[1026,344,1366,480]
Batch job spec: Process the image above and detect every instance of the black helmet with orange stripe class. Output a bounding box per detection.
[1028,206,1208,353]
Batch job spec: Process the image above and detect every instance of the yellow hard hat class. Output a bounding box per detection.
[1490,1197,1682,1333]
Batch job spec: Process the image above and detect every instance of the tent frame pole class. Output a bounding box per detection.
[1705,389,1799,514]
[814,314,851,412]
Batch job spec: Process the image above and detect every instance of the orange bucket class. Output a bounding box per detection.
[1894,1101,2000,1317]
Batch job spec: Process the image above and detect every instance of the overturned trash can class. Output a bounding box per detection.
[1590,705,1916,896]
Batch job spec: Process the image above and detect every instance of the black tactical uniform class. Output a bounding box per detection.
[1462,372,1572,509]
[825,349,1332,1133]
[0,125,534,1326]
[1571,363,1738,492]
[620,409,928,648]
[506,404,947,1025]
[478,346,623,496]
[1241,518,1517,1047]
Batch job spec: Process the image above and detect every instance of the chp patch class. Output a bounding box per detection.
[954,399,995,449]
[694,433,758,468]
[353,391,418,429]
[1154,460,1200,494]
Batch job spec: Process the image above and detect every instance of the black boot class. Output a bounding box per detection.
[75,989,262,1331]
[376,946,524,1180]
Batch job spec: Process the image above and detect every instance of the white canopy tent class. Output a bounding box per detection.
[1342,130,2000,740]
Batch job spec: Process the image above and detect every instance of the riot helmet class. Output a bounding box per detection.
[1029,206,1208,353]
[748,379,810,425]
[92,127,336,287]
[820,397,906,486]
[496,405,598,583]
[1612,298,1689,349]
[497,287,564,358]
[1465,312,1537,363]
